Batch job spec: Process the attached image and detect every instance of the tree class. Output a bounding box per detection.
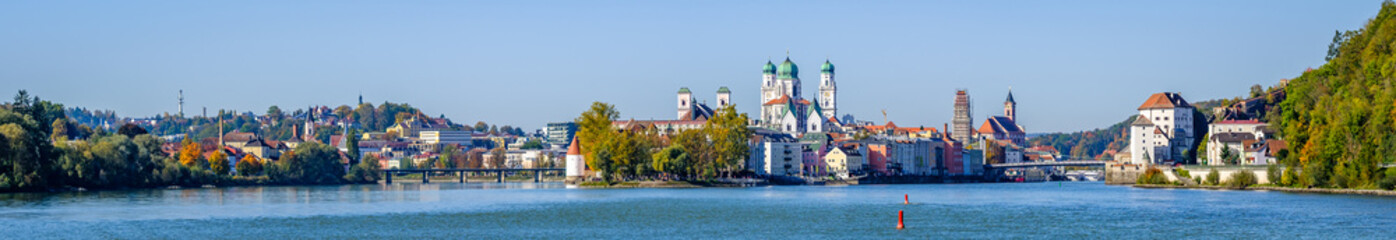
[266,105,284,120]
[117,123,148,138]
[235,154,263,176]
[489,146,507,169]
[465,148,486,168]
[704,105,751,178]
[1206,168,1221,185]
[50,119,70,141]
[1249,84,1265,98]
[270,142,345,184]
[520,139,545,149]
[1220,147,1238,165]
[345,128,361,164]
[344,154,382,183]
[652,145,689,179]
[474,122,489,132]
[208,150,229,175]
[178,139,205,168]
[576,102,618,176]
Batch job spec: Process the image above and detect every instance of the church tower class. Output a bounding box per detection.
[1004,88,1017,121]
[716,87,731,109]
[761,61,778,103]
[777,57,801,100]
[677,87,692,119]
[819,59,837,119]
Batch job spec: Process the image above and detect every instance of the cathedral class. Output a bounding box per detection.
[760,57,838,134]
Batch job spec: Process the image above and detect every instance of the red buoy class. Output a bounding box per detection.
[897,210,905,230]
[904,194,909,205]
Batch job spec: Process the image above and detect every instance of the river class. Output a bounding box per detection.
[2,182,1393,239]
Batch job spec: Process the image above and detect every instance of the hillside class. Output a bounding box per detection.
[1274,1,1396,188]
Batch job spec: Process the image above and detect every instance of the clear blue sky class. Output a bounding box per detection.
[0,1,1382,133]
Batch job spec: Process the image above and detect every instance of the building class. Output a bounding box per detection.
[419,130,472,146]
[387,116,446,139]
[545,122,577,149]
[1128,92,1196,165]
[565,137,587,181]
[760,57,838,134]
[1205,119,1272,165]
[952,89,973,142]
[823,146,864,178]
[748,132,803,177]
[977,90,1026,146]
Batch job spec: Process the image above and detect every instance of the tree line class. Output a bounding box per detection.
[574,102,751,182]
[1275,1,1396,189]
[1,91,381,192]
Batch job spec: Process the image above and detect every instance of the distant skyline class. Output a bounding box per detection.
[0,1,1383,132]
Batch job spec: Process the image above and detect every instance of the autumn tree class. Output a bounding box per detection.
[178,139,205,168]
[208,150,229,175]
[235,154,262,176]
[489,146,507,169]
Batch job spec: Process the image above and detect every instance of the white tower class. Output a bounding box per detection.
[716,87,731,108]
[819,60,837,119]
[178,90,185,117]
[677,87,692,119]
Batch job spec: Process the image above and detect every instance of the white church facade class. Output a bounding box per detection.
[760,57,839,135]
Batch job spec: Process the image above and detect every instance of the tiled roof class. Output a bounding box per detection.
[978,116,1024,134]
[1214,119,1263,125]
[763,95,792,105]
[566,137,581,155]
[1131,116,1155,126]
[1137,92,1193,110]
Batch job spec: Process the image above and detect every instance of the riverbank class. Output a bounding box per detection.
[575,179,769,188]
[1133,184,1396,197]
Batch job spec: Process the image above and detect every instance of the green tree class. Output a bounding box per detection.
[520,139,545,149]
[652,145,690,180]
[576,102,618,177]
[344,154,382,183]
[704,105,751,178]
[270,142,345,184]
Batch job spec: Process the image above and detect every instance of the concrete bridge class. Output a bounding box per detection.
[383,168,566,184]
[984,160,1107,182]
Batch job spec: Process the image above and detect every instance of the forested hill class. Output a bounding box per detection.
[1028,115,1134,160]
[1274,0,1396,188]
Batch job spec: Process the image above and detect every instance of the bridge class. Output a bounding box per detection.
[383,168,565,184]
[984,160,1108,169]
[983,160,1108,182]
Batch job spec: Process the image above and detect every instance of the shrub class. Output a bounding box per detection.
[1379,168,1396,190]
[1267,165,1282,185]
[1136,167,1169,185]
[1226,170,1258,188]
[1206,168,1221,185]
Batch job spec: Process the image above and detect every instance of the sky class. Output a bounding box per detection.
[0,0,1384,133]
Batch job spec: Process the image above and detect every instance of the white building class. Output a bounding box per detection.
[419,130,472,146]
[1128,92,1196,165]
[823,146,864,178]
[748,132,803,177]
[565,137,586,180]
[1206,119,1270,165]
[760,57,838,134]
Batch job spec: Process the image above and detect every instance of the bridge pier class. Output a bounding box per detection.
[385,171,393,184]
[496,170,503,183]
[422,171,430,183]
[458,171,465,183]
[534,171,541,183]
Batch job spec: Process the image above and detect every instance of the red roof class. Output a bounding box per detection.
[1137,92,1193,110]
[567,137,581,155]
[762,95,791,105]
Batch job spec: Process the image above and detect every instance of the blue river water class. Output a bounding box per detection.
[1,182,1394,239]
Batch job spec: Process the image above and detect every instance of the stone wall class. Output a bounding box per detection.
[1104,163,1147,185]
